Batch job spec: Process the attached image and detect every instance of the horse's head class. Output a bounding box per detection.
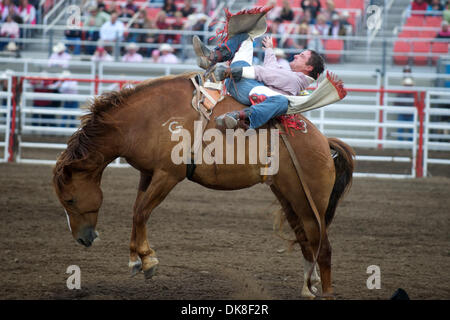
[53,160,103,247]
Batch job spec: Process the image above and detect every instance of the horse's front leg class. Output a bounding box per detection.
[129,173,152,276]
[131,170,179,279]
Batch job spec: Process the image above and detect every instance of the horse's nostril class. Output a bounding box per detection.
[77,238,85,246]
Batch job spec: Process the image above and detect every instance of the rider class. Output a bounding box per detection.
[192,33,325,129]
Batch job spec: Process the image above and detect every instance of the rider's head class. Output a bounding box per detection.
[289,49,325,80]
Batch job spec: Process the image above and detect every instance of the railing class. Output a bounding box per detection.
[424,91,450,177]
[43,0,75,30]
[401,7,444,26]
[0,74,12,162]
[306,103,418,178]
[2,23,449,66]
[8,71,444,178]
[16,76,139,166]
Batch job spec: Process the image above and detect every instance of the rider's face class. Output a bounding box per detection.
[290,50,313,75]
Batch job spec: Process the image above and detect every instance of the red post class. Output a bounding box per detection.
[8,76,17,162]
[415,91,425,178]
[377,86,384,149]
[94,74,99,95]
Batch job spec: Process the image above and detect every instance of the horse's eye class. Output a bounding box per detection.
[65,199,75,206]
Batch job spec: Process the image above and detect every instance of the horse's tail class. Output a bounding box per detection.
[325,138,355,227]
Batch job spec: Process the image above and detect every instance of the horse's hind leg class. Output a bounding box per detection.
[131,170,180,279]
[270,185,321,299]
[271,167,335,298]
[317,232,333,299]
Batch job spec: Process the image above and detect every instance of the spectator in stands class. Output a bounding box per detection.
[85,6,110,30]
[141,16,158,57]
[1,0,18,22]
[274,48,291,70]
[166,11,184,44]
[91,45,113,62]
[5,41,20,57]
[402,65,412,81]
[96,0,108,13]
[163,0,177,17]
[115,3,131,19]
[159,43,178,63]
[124,0,139,17]
[149,49,161,63]
[264,0,279,21]
[155,10,169,43]
[323,0,338,22]
[411,0,428,16]
[100,12,125,42]
[443,1,450,22]
[0,14,19,50]
[301,0,321,23]
[395,77,415,141]
[328,13,346,38]
[310,13,329,36]
[137,8,150,26]
[265,17,280,48]
[427,0,444,15]
[180,0,196,18]
[191,13,208,42]
[84,15,100,54]
[18,0,35,24]
[268,17,283,35]
[293,23,310,50]
[436,20,450,37]
[126,21,143,43]
[50,69,79,128]
[31,71,58,127]
[48,42,71,69]
[122,42,143,62]
[340,11,353,35]
[64,26,81,55]
[279,0,294,21]
[308,28,324,52]
[297,7,312,25]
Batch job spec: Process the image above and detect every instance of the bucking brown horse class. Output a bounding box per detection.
[52,72,355,299]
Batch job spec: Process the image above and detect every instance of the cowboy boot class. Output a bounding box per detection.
[215,108,252,130]
[214,65,243,82]
[193,35,230,70]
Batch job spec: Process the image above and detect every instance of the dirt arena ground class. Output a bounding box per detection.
[0,156,449,300]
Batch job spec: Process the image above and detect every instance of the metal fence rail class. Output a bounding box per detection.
[0,68,447,178]
[0,75,12,162]
[305,104,418,178]
[424,91,450,177]
[2,23,449,65]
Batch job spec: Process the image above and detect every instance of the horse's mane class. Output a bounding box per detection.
[53,71,199,192]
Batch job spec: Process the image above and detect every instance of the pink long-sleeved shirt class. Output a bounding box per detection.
[253,48,313,96]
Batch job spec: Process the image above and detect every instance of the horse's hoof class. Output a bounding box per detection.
[322,293,336,300]
[129,259,142,277]
[301,286,319,300]
[144,265,157,279]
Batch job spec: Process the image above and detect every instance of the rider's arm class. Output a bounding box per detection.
[239,37,278,80]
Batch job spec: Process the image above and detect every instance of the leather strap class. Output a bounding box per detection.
[275,122,323,299]
[188,75,221,180]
